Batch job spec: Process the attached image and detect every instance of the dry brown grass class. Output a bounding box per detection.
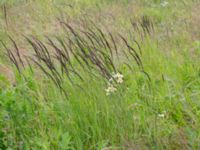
[0,63,15,85]
[169,129,189,150]
[189,2,200,40]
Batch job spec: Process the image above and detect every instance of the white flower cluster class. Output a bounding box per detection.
[113,72,124,84]
[158,111,167,118]
[158,114,165,118]
[161,1,169,7]
[105,83,117,96]
[105,72,124,96]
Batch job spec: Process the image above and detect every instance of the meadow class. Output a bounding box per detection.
[0,0,200,149]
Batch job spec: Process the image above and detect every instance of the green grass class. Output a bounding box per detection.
[0,0,200,149]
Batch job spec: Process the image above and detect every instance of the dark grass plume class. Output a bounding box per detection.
[3,19,151,98]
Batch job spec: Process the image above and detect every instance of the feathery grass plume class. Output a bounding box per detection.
[3,18,145,98]
[2,4,8,27]
[1,40,21,74]
[131,15,154,41]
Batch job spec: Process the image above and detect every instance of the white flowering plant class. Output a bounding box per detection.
[160,1,169,7]
[105,72,124,96]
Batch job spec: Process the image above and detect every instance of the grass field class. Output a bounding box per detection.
[0,0,200,149]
